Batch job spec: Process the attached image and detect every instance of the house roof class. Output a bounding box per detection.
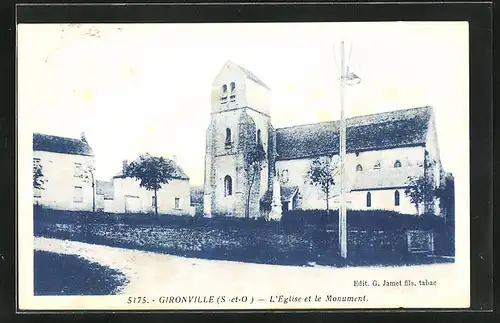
[260,185,299,205]
[33,133,94,156]
[351,166,424,191]
[96,180,114,199]
[237,64,271,90]
[113,156,190,181]
[275,106,432,161]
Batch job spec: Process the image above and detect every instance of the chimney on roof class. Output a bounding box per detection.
[122,160,128,175]
[80,132,87,143]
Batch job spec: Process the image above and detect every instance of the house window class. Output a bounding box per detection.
[373,160,381,170]
[394,190,400,206]
[394,160,402,168]
[225,128,232,148]
[257,129,261,143]
[356,164,363,172]
[220,84,228,100]
[73,186,83,203]
[224,175,232,196]
[74,162,83,177]
[366,192,371,207]
[174,197,180,209]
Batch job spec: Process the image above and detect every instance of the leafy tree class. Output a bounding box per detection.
[404,175,435,215]
[306,156,339,215]
[33,163,45,190]
[435,172,455,223]
[244,142,266,219]
[124,153,177,215]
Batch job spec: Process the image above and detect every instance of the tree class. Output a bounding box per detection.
[244,142,266,219]
[306,156,339,215]
[33,163,45,190]
[124,153,177,216]
[435,172,455,223]
[404,175,435,215]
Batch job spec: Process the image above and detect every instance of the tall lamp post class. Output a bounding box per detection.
[337,41,361,259]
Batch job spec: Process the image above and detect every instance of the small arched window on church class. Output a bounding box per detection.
[356,164,363,172]
[373,160,381,170]
[220,84,228,101]
[281,169,289,184]
[366,192,372,208]
[394,160,402,168]
[225,128,232,148]
[257,129,262,144]
[224,175,232,197]
[394,190,400,206]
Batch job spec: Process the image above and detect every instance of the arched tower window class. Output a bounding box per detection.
[220,84,228,100]
[394,190,400,206]
[356,164,363,172]
[229,82,236,101]
[257,129,262,144]
[225,128,232,148]
[366,192,372,207]
[224,175,232,197]
[394,160,402,168]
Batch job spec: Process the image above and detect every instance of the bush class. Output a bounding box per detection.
[281,209,448,232]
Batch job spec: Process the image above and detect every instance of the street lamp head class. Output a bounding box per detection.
[345,70,361,86]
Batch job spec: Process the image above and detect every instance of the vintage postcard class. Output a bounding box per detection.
[17,21,470,310]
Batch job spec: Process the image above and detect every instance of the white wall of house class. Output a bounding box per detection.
[112,177,195,216]
[33,150,95,211]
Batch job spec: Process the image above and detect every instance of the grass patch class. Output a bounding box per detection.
[34,250,128,295]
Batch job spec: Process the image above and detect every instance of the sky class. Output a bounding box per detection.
[18,22,469,187]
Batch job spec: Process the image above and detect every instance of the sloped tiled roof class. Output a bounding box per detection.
[96,180,114,199]
[260,185,299,205]
[33,133,94,156]
[275,106,432,161]
[351,166,424,191]
[238,64,271,90]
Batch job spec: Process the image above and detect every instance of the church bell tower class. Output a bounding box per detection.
[203,61,273,218]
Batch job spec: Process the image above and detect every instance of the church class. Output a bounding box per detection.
[203,61,445,219]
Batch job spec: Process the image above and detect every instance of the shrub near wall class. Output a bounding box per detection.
[281,209,453,261]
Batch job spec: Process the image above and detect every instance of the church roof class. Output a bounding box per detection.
[96,180,114,199]
[237,64,271,90]
[275,106,432,161]
[351,166,424,191]
[33,133,94,156]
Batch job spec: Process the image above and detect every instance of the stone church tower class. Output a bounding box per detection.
[203,61,275,218]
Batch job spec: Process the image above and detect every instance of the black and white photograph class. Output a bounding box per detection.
[17,21,469,310]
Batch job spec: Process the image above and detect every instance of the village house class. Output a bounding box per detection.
[203,61,447,218]
[33,132,95,211]
[97,159,195,216]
